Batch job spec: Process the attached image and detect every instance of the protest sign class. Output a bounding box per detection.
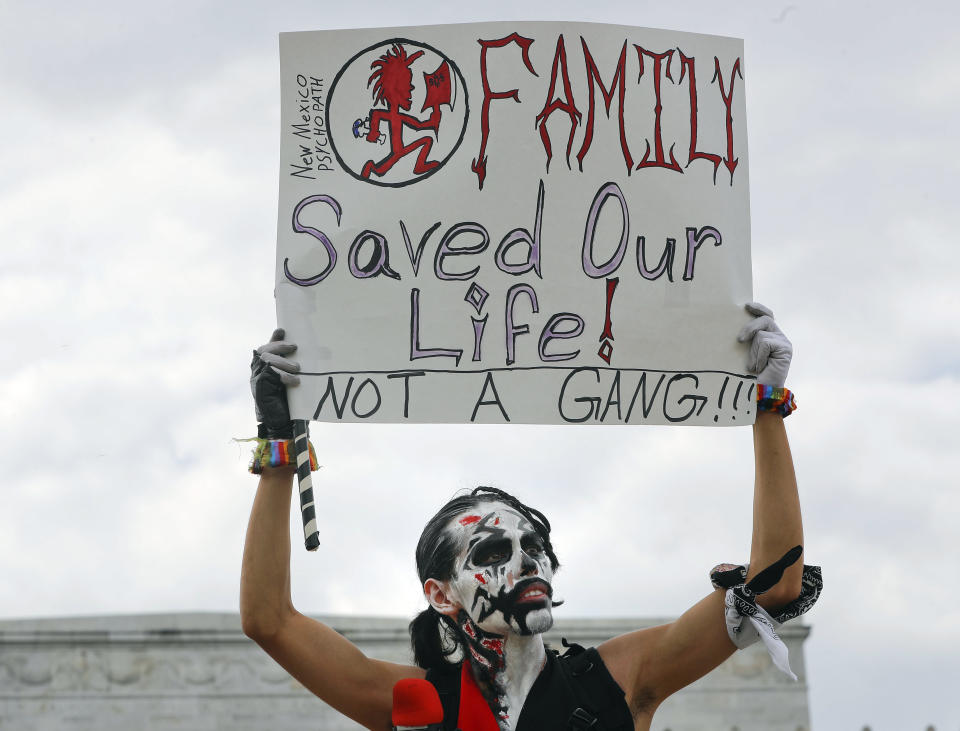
[276,21,755,426]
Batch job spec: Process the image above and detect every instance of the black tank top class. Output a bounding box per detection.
[425,641,635,730]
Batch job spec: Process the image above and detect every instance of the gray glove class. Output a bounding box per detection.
[250,328,301,439]
[737,302,792,387]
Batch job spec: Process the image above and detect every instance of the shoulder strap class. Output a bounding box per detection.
[554,641,634,731]
[425,663,461,730]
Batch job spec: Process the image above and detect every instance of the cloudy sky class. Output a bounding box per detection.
[2,1,957,730]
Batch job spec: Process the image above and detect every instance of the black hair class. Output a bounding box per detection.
[409,486,559,670]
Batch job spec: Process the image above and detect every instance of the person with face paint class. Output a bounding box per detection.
[240,302,820,731]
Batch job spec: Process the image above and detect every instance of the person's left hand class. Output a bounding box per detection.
[737,302,793,387]
[250,328,300,439]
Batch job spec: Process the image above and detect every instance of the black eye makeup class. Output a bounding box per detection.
[472,538,512,566]
[520,533,544,555]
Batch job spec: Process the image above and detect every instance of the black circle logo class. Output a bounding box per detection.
[326,38,469,188]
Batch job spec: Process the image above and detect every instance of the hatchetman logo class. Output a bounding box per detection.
[326,39,469,187]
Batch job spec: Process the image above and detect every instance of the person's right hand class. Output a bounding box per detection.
[250,328,300,439]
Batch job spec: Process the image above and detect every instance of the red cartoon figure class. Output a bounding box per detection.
[360,43,453,180]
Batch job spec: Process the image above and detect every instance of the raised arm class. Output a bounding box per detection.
[739,302,803,607]
[748,411,803,607]
[598,303,815,722]
[239,330,422,731]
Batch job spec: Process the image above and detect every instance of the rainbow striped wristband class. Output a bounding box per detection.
[249,438,319,474]
[756,385,797,417]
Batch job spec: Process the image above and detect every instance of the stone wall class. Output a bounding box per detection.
[0,614,810,730]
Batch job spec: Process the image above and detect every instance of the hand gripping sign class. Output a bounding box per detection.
[276,21,755,428]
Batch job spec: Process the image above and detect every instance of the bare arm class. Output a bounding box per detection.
[601,414,803,715]
[749,411,803,609]
[239,466,296,637]
[598,591,734,720]
[242,331,422,730]
[600,304,805,715]
[240,465,423,731]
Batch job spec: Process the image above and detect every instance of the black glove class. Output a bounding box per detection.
[250,328,300,439]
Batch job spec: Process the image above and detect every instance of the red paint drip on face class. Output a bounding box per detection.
[494,517,500,525]
[459,514,481,525]
[474,573,486,584]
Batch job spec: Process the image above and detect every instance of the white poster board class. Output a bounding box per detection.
[276,21,755,426]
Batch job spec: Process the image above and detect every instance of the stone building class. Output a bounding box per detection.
[0,614,811,730]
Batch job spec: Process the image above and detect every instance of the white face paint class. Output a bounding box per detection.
[447,502,556,636]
